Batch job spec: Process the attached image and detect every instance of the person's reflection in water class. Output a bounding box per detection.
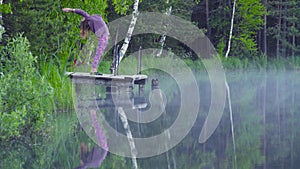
[74,109,108,169]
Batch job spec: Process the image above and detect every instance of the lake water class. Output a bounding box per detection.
[1,70,300,169]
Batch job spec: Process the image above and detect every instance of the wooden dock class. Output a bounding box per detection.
[66,72,148,109]
[66,72,148,87]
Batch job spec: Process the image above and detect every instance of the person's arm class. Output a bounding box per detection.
[62,8,90,18]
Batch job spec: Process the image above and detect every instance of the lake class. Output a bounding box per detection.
[1,70,300,169]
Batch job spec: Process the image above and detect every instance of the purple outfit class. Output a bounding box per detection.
[90,112,108,152]
[74,9,109,69]
[81,112,108,168]
[74,112,108,169]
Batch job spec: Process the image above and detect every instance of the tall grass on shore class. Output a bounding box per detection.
[38,51,74,112]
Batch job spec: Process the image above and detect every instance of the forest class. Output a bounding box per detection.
[0,0,300,169]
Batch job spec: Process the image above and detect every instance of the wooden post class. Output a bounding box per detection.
[112,26,119,76]
[151,78,160,90]
[137,46,142,74]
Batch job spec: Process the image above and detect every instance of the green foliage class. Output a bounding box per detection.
[217,38,226,57]
[209,0,265,58]
[3,0,62,56]
[266,57,288,70]
[39,53,73,111]
[232,34,259,57]
[115,52,300,73]
[62,0,108,18]
[0,108,26,138]
[0,3,12,14]
[0,111,132,169]
[3,0,110,63]
[112,0,134,15]
[101,155,127,168]
[42,113,82,168]
[220,55,250,70]
[0,34,53,141]
[236,0,265,34]
[217,54,300,70]
[231,0,265,58]
[0,112,79,169]
[288,56,300,68]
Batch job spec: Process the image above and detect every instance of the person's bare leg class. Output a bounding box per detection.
[91,68,97,73]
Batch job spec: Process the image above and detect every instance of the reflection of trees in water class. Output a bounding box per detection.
[2,71,300,169]
[74,143,107,169]
[138,71,300,169]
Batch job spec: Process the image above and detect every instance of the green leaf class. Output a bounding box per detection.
[0,3,12,14]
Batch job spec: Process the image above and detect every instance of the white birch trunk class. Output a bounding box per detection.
[225,81,237,169]
[225,0,237,58]
[0,0,4,41]
[156,0,172,57]
[172,151,177,169]
[118,107,138,169]
[224,1,237,168]
[115,0,140,72]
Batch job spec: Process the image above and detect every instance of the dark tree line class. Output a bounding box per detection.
[192,0,300,59]
[1,0,300,60]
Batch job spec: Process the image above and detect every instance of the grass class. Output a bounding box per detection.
[109,54,300,74]
[41,112,82,169]
[38,53,74,112]
[37,52,300,115]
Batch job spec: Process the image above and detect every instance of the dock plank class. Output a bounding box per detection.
[66,72,147,86]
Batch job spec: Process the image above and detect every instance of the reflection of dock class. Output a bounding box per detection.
[66,72,147,87]
[66,72,148,109]
[77,96,147,109]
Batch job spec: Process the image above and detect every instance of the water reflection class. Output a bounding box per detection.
[74,143,107,169]
[73,108,108,169]
[73,75,150,167]
[1,71,300,169]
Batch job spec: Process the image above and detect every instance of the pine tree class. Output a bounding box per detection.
[267,0,300,58]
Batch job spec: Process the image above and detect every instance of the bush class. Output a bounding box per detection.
[0,34,53,141]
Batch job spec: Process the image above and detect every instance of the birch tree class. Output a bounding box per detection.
[0,0,3,40]
[118,107,138,169]
[156,0,172,57]
[224,1,237,168]
[113,0,140,73]
[224,0,236,58]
